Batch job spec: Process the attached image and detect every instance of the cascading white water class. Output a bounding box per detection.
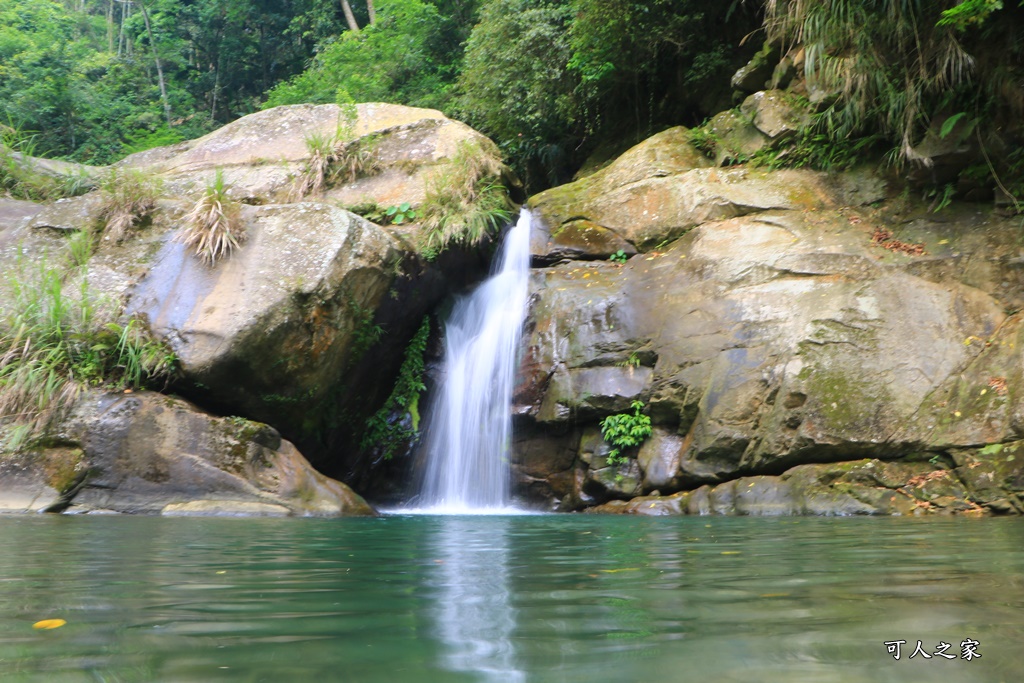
[417,210,533,512]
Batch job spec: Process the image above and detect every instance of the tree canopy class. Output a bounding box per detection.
[2,0,1023,194]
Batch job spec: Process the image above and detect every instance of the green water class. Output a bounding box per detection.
[0,515,1022,682]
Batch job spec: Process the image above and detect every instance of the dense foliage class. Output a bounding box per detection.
[2,1,1023,192]
[0,0,322,163]
[765,0,1024,163]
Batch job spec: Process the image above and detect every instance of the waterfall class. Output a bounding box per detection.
[416,210,533,512]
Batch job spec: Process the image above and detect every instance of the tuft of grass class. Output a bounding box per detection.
[418,139,513,252]
[687,125,719,159]
[97,168,160,243]
[1,125,96,202]
[293,125,381,200]
[1,253,176,451]
[333,136,380,185]
[177,170,245,265]
[295,130,335,199]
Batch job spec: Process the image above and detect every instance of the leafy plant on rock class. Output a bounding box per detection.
[361,316,430,460]
[385,202,417,225]
[600,400,652,466]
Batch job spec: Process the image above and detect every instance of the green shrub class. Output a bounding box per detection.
[1,254,176,451]
[178,170,245,265]
[600,400,652,466]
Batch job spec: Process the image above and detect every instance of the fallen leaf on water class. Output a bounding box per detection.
[721,551,742,555]
[33,619,66,630]
[599,568,641,573]
[760,593,790,598]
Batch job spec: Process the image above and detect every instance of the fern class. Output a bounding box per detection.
[599,400,652,466]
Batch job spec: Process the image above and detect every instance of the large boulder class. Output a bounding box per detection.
[514,163,1024,513]
[119,102,499,209]
[528,127,882,250]
[0,391,375,516]
[0,103,503,480]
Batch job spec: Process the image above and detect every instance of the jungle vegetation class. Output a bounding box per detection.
[1,1,1022,192]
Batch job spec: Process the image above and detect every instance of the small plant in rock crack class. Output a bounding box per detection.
[385,202,417,225]
[600,400,652,466]
[609,249,628,264]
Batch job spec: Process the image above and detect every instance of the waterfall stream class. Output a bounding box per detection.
[416,210,533,512]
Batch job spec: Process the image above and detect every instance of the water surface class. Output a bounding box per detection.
[0,515,1021,682]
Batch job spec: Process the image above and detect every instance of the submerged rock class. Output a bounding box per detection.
[590,458,988,517]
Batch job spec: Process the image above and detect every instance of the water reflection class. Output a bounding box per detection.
[428,516,525,683]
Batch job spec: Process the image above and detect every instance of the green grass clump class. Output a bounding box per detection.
[419,139,513,252]
[293,126,380,200]
[178,170,245,265]
[0,254,176,451]
[97,167,160,243]
[1,125,96,201]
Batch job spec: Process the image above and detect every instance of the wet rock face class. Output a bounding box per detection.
[512,124,1024,515]
[0,391,375,517]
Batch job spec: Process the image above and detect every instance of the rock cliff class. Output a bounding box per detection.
[514,121,1024,516]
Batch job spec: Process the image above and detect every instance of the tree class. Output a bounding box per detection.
[264,0,450,110]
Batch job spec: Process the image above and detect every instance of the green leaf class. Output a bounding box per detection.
[939,112,968,139]
[386,205,398,216]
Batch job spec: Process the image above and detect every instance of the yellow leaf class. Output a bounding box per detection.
[721,551,741,555]
[33,619,66,630]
